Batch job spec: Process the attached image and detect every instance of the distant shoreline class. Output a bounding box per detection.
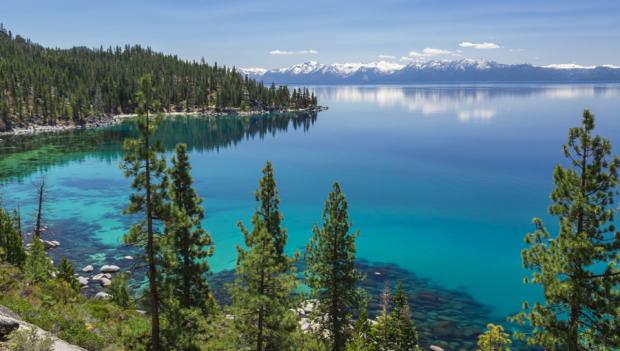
[0,106,327,138]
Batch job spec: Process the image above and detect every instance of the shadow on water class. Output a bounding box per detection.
[0,111,318,182]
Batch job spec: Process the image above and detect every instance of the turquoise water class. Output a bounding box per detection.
[2,84,620,322]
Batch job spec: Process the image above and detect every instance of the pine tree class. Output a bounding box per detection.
[163,143,214,310]
[0,204,25,267]
[24,236,53,282]
[255,161,288,266]
[512,110,620,350]
[230,162,298,351]
[476,324,511,351]
[387,282,420,351]
[121,74,169,351]
[109,272,132,308]
[375,282,391,351]
[57,256,80,292]
[305,182,363,351]
[345,293,374,351]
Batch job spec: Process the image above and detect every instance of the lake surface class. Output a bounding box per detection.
[2,84,620,332]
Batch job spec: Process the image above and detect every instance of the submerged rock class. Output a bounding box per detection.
[100,265,120,273]
[40,239,60,249]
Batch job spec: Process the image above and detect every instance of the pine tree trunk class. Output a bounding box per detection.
[183,238,191,308]
[145,110,160,351]
[568,142,588,351]
[34,179,44,238]
[331,227,341,351]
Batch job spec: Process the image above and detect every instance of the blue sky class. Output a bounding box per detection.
[2,0,619,68]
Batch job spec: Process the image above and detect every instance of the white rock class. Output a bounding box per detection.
[92,273,104,281]
[430,346,444,351]
[123,256,133,260]
[103,273,112,279]
[100,265,120,273]
[95,292,112,300]
[77,277,89,286]
[40,239,59,249]
[100,278,112,287]
[82,265,94,273]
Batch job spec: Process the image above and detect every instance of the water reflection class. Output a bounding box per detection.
[0,111,318,182]
[313,84,620,121]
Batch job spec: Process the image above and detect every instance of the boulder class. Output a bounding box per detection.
[92,273,104,281]
[81,265,94,273]
[103,273,112,279]
[100,265,120,273]
[99,278,112,287]
[40,239,59,249]
[0,317,19,340]
[430,346,444,351]
[123,256,134,260]
[95,292,112,300]
[77,276,89,286]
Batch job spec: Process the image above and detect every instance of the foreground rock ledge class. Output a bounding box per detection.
[0,306,85,351]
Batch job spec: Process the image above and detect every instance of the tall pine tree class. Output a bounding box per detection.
[121,74,169,351]
[163,143,214,310]
[512,110,620,350]
[255,161,288,267]
[230,162,298,351]
[305,182,363,351]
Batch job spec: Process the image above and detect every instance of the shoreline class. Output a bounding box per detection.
[0,106,327,138]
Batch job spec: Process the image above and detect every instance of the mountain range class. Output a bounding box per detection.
[240,59,620,84]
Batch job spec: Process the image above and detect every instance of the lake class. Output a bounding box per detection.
[2,84,620,346]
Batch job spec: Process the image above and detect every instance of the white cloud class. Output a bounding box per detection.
[378,54,397,60]
[459,41,500,49]
[407,48,452,58]
[422,48,452,56]
[269,49,318,55]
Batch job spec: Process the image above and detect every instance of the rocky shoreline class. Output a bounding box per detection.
[0,106,327,137]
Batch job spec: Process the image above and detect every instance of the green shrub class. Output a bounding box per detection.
[8,327,54,351]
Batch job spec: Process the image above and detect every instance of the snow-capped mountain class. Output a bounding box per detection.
[240,59,620,84]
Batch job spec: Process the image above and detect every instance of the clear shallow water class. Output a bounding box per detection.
[2,84,620,323]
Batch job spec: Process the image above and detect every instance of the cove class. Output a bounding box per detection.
[2,84,620,329]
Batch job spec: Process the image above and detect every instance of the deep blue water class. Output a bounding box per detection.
[2,84,620,323]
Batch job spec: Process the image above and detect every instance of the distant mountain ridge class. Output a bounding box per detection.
[240,59,620,84]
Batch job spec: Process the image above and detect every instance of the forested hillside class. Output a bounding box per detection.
[0,25,317,131]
